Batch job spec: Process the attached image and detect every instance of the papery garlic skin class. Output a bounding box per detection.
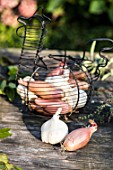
[75,89,87,109]
[41,108,68,144]
[17,76,37,102]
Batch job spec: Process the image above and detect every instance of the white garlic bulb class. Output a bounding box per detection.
[74,88,87,108]
[41,108,68,145]
[17,76,37,102]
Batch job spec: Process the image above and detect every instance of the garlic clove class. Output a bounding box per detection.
[17,84,37,102]
[17,76,37,102]
[41,108,68,144]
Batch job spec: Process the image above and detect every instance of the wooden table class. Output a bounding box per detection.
[0,49,113,170]
[0,96,113,170]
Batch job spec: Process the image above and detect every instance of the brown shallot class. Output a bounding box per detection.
[68,79,90,91]
[18,78,64,100]
[69,70,87,80]
[62,119,97,151]
[35,98,72,114]
[47,60,65,77]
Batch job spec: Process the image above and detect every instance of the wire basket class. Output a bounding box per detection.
[16,8,113,116]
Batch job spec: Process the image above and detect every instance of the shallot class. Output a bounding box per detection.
[68,79,90,90]
[69,70,87,80]
[35,98,72,114]
[45,66,77,109]
[62,119,97,151]
[18,78,64,100]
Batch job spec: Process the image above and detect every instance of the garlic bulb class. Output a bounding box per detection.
[77,89,87,108]
[73,87,87,108]
[41,108,68,144]
[17,76,37,102]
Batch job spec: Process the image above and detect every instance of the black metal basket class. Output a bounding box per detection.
[16,8,113,116]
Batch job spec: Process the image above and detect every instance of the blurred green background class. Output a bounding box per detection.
[0,0,113,51]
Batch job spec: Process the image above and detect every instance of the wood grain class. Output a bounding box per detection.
[0,96,113,170]
[0,49,113,170]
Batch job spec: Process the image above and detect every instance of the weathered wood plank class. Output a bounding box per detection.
[0,96,113,170]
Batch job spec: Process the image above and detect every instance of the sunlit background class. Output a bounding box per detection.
[0,0,113,50]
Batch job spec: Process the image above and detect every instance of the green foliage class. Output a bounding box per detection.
[108,3,113,24]
[83,41,113,80]
[0,113,22,170]
[0,23,22,48]
[45,0,113,50]
[101,57,113,80]
[47,0,65,12]
[0,153,22,170]
[0,57,18,101]
[1,0,113,50]
[0,128,11,140]
[78,102,113,124]
[89,0,106,14]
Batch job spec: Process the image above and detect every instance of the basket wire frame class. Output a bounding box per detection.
[16,8,113,116]
[16,8,51,79]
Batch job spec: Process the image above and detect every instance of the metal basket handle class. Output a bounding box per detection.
[16,7,51,38]
[82,38,113,68]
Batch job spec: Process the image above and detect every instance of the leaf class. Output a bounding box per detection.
[6,163,18,169]
[0,154,8,164]
[52,7,64,18]
[89,0,106,14]
[8,82,16,89]
[8,66,18,76]
[90,41,96,60]
[47,0,65,12]
[14,166,23,170]
[0,154,23,170]
[108,4,113,24]
[107,57,113,66]
[0,162,6,169]
[0,128,12,140]
[78,0,86,5]
[6,163,23,170]
[101,73,111,81]
[0,80,7,92]
[8,74,16,81]
[0,89,5,95]
[15,166,23,170]
[5,88,16,101]
[110,69,113,75]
